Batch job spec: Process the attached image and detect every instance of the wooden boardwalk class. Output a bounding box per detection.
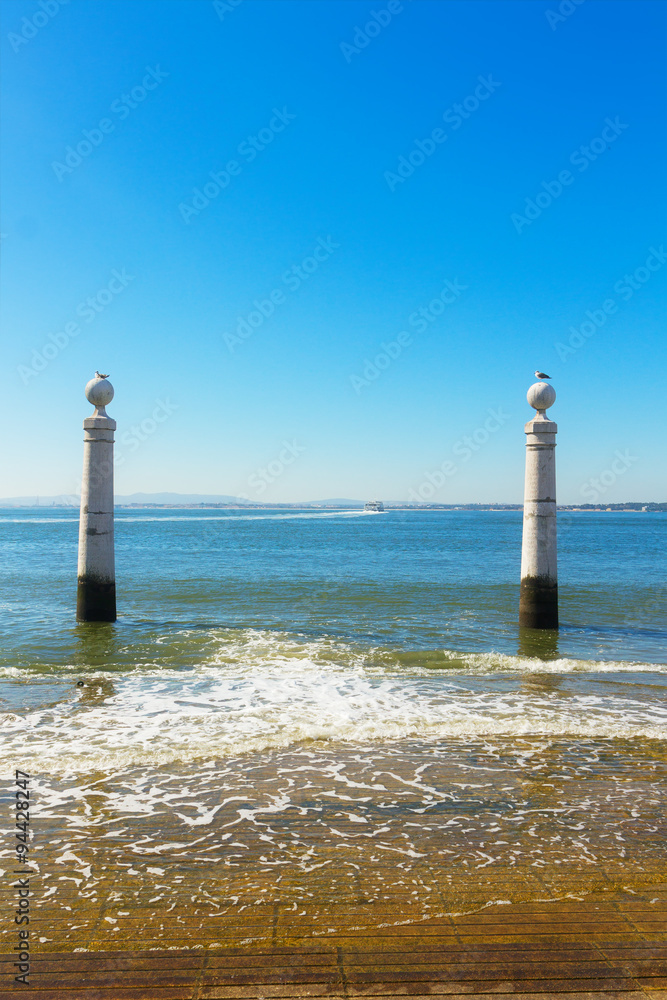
[5,743,665,995]
[3,895,665,998]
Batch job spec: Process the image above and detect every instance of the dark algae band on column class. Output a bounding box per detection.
[76,578,116,622]
[519,575,558,629]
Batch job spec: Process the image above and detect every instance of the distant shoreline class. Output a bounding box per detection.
[1,503,665,512]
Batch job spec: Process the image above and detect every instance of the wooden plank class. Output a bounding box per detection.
[0,894,664,998]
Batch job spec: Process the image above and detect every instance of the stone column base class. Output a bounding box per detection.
[76,578,117,622]
[519,576,558,629]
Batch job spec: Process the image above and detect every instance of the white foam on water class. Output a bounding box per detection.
[8,738,665,922]
[0,517,79,524]
[114,510,376,523]
[2,630,665,774]
[1,627,664,680]
[0,510,375,524]
[445,651,667,675]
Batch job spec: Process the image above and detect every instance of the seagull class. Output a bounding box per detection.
[534,370,551,379]
[95,370,110,379]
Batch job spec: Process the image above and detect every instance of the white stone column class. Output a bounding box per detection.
[77,376,116,622]
[519,381,558,629]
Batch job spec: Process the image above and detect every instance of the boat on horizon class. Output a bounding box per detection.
[364,500,384,512]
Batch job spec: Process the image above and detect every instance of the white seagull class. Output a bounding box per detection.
[95,370,110,379]
[534,370,551,379]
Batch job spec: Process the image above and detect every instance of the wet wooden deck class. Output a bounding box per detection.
[3,894,665,998]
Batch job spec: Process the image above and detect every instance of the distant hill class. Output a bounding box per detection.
[308,498,364,506]
[0,492,249,506]
[116,495,366,506]
[0,495,80,507]
[0,495,663,511]
[115,493,249,505]
[0,493,363,507]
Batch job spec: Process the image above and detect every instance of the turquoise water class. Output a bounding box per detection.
[0,507,664,926]
[0,508,664,774]
[1,507,664,657]
[2,507,666,651]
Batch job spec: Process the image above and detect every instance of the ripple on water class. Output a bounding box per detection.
[0,630,665,772]
[4,737,664,950]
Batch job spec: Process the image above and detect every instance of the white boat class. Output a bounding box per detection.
[364,500,384,512]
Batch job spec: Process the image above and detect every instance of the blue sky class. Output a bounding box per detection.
[1,0,665,503]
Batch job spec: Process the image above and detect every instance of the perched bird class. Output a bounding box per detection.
[534,370,551,379]
[95,370,110,379]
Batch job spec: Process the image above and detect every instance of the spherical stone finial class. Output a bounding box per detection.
[85,376,114,414]
[527,381,556,415]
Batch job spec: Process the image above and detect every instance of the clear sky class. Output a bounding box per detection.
[1,0,665,503]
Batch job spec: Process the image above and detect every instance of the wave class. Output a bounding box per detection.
[0,509,376,525]
[1,627,664,678]
[1,629,664,774]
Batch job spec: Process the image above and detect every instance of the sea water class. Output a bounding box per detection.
[0,508,665,943]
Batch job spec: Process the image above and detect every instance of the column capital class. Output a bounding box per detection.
[525,417,557,435]
[83,415,117,432]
